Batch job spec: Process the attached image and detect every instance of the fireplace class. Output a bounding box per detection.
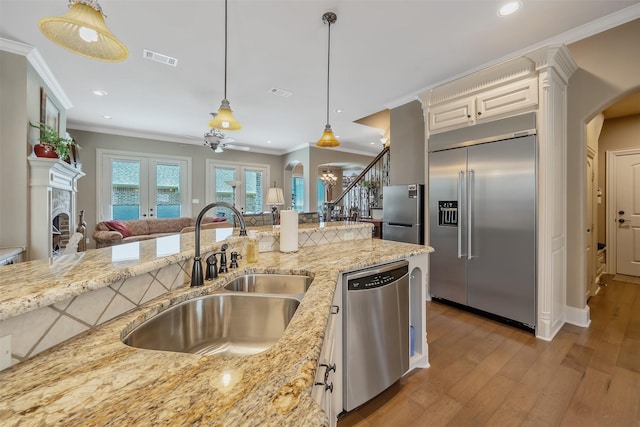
[28,158,85,260]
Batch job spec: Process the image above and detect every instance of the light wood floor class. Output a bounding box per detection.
[338,275,640,426]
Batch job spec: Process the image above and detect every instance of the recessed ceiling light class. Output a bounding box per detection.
[92,89,107,96]
[335,108,343,113]
[266,140,272,144]
[370,142,375,145]
[498,1,522,16]
[103,115,112,119]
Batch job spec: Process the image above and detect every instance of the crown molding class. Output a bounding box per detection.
[0,37,73,110]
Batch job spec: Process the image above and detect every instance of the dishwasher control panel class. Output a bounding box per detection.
[347,265,408,291]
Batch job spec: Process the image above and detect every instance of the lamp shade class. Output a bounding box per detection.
[208,99,242,131]
[38,2,128,62]
[316,124,340,148]
[266,188,285,205]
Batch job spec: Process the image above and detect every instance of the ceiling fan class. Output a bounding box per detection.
[182,131,249,153]
[201,113,250,153]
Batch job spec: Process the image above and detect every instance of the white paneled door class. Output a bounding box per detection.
[615,152,640,277]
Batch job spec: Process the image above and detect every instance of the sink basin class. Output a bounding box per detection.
[223,273,313,295]
[122,294,299,357]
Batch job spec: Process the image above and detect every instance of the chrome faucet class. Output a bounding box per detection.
[191,202,247,287]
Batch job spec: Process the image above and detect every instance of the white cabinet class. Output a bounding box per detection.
[429,77,538,133]
[312,292,341,426]
[476,78,538,121]
[429,97,475,132]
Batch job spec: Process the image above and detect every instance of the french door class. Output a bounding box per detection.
[98,150,191,221]
[206,160,269,216]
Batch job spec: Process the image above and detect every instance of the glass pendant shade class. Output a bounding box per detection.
[316,124,340,148]
[208,99,242,131]
[38,1,128,62]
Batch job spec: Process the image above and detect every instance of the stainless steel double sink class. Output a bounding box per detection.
[122,274,313,357]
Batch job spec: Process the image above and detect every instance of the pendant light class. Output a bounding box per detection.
[316,12,339,148]
[38,0,128,62]
[209,0,242,131]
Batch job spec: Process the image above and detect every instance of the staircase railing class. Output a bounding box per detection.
[325,146,390,221]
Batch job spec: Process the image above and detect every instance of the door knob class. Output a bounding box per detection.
[619,218,630,224]
[619,210,625,215]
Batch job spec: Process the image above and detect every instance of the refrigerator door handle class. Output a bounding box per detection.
[467,169,474,260]
[458,170,465,259]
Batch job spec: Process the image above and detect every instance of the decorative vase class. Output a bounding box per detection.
[33,143,59,159]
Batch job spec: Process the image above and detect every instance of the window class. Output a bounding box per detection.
[206,160,269,216]
[292,177,304,211]
[98,150,191,221]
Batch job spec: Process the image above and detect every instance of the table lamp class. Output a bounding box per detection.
[266,187,285,226]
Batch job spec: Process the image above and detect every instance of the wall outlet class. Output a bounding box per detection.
[86,238,90,244]
[0,335,11,371]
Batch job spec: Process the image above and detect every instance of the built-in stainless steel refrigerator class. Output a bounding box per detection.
[382,184,424,245]
[428,113,537,329]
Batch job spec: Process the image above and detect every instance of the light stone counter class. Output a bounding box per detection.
[0,223,432,426]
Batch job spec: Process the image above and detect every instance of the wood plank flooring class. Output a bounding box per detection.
[338,275,640,426]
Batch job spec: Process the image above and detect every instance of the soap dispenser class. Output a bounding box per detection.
[247,230,259,263]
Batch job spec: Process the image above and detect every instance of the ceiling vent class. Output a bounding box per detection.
[269,87,293,98]
[142,49,178,67]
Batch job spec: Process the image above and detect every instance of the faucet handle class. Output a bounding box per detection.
[205,253,218,280]
[230,251,241,268]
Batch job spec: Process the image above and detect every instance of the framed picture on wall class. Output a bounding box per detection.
[40,87,60,134]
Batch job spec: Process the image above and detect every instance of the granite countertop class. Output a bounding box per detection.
[0,225,432,426]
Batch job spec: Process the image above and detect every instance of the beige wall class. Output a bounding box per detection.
[0,50,68,256]
[389,100,425,185]
[597,113,640,243]
[566,18,640,308]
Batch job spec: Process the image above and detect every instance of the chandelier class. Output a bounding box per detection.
[38,0,128,62]
[320,170,338,188]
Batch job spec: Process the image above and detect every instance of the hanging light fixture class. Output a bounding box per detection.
[316,12,339,148]
[209,0,242,131]
[320,170,338,188]
[38,0,128,62]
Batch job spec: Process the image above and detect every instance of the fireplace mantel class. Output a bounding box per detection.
[28,158,85,260]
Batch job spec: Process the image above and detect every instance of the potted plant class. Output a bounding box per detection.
[29,122,75,161]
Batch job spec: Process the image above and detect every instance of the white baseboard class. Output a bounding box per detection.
[565,304,591,327]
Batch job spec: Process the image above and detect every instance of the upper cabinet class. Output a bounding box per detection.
[428,76,538,133]
[421,54,546,135]
[476,77,538,121]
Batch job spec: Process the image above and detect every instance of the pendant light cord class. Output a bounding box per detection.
[224,0,228,100]
[325,18,331,126]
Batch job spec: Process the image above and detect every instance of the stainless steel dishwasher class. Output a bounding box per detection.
[343,260,410,411]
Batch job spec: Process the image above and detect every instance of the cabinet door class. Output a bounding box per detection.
[429,97,475,133]
[312,305,339,426]
[475,78,538,121]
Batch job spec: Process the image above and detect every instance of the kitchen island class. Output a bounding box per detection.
[0,222,431,426]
